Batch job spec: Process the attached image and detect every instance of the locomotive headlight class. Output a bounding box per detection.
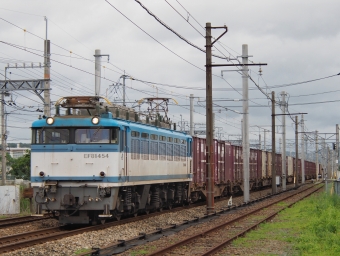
[100,171,106,177]
[91,116,100,125]
[46,117,54,125]
[39,171,45,177]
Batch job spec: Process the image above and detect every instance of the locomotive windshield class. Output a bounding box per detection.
[33,128,69,144]
[32,127,119,144]
[75,128,118,144]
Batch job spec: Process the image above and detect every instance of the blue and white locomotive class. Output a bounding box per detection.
[31,96,192,224]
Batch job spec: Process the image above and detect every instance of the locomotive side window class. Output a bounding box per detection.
[141,133,149,139]
[32,128,69,144]
[131,131,140,137]
[167,137,173,142]
[150,134,158,140]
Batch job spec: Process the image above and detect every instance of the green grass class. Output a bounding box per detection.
[232,184,340,255]
[128,245,157,256]
[74,248,91,255]
[19,185,31,214]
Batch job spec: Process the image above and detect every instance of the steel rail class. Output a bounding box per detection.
[79,183,315,256]
[147,184,322,256]
[0,200,208,254]
[201,185,323,256]
[0,215,50,228]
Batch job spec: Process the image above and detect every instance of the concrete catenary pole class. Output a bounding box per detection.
[1,69,7,185]
[295,116,298,187]
[205,22,214,214]
[259,134,261,149]
[190,94,194,136]
[264,130,266,151]
[316,131,319,180]
[336,124,339,179]
[281,91,287,190]
[43,19,51,117]
[123,71,126,107]
[301,114,305,184]
[323,137,327,179]
[95,49,101,96]
[271,91,276,194]
[242,44,250,202]
[213,113,215,139]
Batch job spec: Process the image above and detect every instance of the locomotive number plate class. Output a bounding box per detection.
[84,154,109,158]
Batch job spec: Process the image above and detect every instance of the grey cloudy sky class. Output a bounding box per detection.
[0,0,339,156]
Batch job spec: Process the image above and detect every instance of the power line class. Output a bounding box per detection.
[135,0,228,60]
[104,0,205,72]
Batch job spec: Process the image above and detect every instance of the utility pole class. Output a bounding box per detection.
[281,91,287,190]
[264,130,266,151]
[213,113,215,139]
[295,116,298,187]
[94,50,109,97]
[336,124,339,180]
[190,94,194,136]
[205,22,215,214]
[279,138,282,153]
[323,137,326,180]
[259,134,261,149]
[94,49,101,96]
[43,16,51,117]
[301,114,305,183]
[316,131,319,180]
[123,71,126,106]
[242,44,250,202]
[327,145,331,179]
[1,70,6,185]
[271,91,276,194]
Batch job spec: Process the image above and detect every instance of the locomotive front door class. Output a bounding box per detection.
[122,126,129,182]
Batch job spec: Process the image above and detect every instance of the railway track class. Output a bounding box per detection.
[0,200,208,254]
[0,183,313,254]
[146,184,322,256]
[75,183,316,256]
[0,215,50,229]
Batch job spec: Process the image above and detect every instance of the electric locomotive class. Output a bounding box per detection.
[31,96,192,224]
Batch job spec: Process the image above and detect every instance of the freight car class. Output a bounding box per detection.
[190,137,318,201]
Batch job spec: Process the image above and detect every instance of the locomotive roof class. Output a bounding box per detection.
[31,115,191,139]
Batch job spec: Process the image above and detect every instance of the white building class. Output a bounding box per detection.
[8,144,30,159]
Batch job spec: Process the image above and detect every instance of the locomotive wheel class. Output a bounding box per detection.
[115,215,121,221]
[100,219,106,224]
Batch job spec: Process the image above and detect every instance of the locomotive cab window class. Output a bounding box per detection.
[32,128,69,144]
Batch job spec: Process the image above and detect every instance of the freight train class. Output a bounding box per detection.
[30,96,318,225]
